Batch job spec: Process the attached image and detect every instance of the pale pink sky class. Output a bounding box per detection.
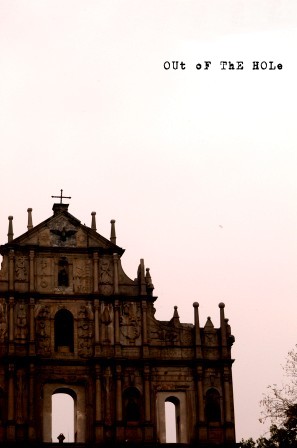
[0,0,297,442]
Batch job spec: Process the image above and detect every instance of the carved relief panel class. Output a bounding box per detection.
[100,302,114,344]
[0,299,7,342]
[0,257,8,281]
[15,302,28,341]
[203,325,219,359]
[73,258,92,293]
[148,318,180,345]
[15,256,28,282]
[77,304,94,357]
[38,228,51,246]
[76,228,87,247]
[99,256,113,296]
[49,216,77,247]
[120,302,141,345]
[36,257,53,292]
[35,305,51,355]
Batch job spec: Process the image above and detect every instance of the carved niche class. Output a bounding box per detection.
[101,303,113,343]
[120,302,141,345]
[15,256,28,282]
[15,302,28,341]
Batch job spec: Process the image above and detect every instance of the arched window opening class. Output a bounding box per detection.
[52,390,75,443]
[58,258,69,287]
[123,387,141,424]
[205,388,221,423]
[165,396,180,443]
[55,309,74,352]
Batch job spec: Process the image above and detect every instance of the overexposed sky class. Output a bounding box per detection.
[0,0,297,441]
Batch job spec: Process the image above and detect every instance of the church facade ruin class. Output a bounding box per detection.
[0,199,237,447]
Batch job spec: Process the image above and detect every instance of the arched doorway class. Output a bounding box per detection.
[156,391,188,443]
[52,389,76,443]
[43,384,86,442]
[165,400,177,443]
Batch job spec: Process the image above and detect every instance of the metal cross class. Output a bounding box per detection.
[51,189,71,204]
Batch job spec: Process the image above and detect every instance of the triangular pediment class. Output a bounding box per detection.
[2,208,124,253]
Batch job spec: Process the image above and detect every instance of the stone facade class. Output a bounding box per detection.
[0,202,237,447]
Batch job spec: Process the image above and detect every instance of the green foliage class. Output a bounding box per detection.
[241,346,297,447]
[241,423,297,447]
[260,346,297,426]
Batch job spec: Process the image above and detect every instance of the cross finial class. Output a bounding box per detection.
[51,189,71,204]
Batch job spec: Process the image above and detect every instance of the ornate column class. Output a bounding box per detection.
[8,297,14,354]
[95,365,102,421]
[29,250,35,293]
[114,300,120,356]
[7,363,15,441]
[95,365,103,442]
[115,365,122,422]
[142,300,148,345]
[93,252,99,293]
[94,299,100,344]
[196,366,207,442]
[223,370,232,422]
[144,365,151,422]
[28,364,36,440]
[197,367,204,422]
[29,298,35,355]
[142,300,149,357]
[104,367,112,426]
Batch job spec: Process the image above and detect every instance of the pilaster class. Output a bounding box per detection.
[196,365,207,442]
[7,363,15,441]
[113,253,119,295]
[8,250,14,292]
[142,300,149,357]
[115,364,123,428]
[28,364,36,440]
[95,365,103,442]
[29,250,35,293]
[8,297,14,354]
[114,300,121,356]
[93,252,99,293]
[29,298,35,355]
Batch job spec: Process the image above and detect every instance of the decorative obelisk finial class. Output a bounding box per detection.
[91,212,97,231]
[110,220,116,244]
[8,216,13,242]
[27,208,33,230]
